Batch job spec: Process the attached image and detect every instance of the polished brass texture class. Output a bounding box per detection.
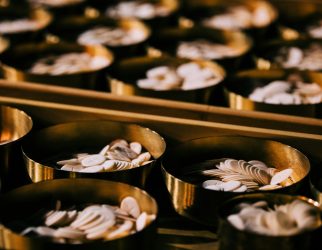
[218,193,322,250]
[0,36,8,54]
[22,120,166,188]
[161,135,310,227]
[0,105,33,192]
[0,178,158,250]
[109,55,226,103]
[224,69,322,117]
[49,16,151,59]
[0,5,52,44]
[0,42,113,90]
[149,26,252,72]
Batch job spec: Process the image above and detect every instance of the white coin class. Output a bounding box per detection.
[259,184,281,191]
[233,185,247,192]
[57,158,79,165]
[136,212,148,232]
[101,160,115,171]
[81,154,106,167]
[79,165,104,173]
[227,214,245,230]
[107,220,133,239]
[204,184,223,191]
[54,227,84,240]
[130,142,142,155]
[99,145,110,155]
[222,181,242,191]
[270,169,293,185]
[86,219,115,240]
[45,211,67,227]
[202,179,224,188]
[120,196,141,218]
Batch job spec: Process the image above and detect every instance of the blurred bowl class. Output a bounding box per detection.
[224,69,322,117]
[0,105,33,192]
[108,55,226,103]
[49,16,151,59]
[22,120,166,188]
[0,178,158,250]
[0,41,113,90]
[218,193,321,250]
[149,26,252,72]
[161,135,310,227]
[0,5,52,43]
[103,0,180,29]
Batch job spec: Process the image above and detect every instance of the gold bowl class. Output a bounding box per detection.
[0,105,33,192]
[0,41,113,90]
[22,120,166,188]
[149,26,252,72]
[109,55,226,103]
[49,16,151,59]
[0,5,52,43]
[0,178,158,250]
[218,193,321,250]
[224,69,322,117]
[161,135,310,227]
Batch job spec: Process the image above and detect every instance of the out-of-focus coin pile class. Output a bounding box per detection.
[21,197,156,243]
[137,62,222,91]
[0,19,41,34]
[201,159,294,192]
[29,52,111,75]
[227,200,321,236]
[77,27,147,46]
[249,80,322,105]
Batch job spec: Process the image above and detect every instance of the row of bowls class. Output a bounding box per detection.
[0,104,321,249]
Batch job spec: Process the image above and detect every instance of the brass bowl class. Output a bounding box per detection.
[22,120,166,188]
[109,55,226,103]
[0,105,33,192]
[0,178,158,250]
[0,41,114,90]
[218,193,321,250]
[149,26,252,72]
[49,16,151,59]
[161,135,310,227]
[224,69,322,117]
[0,5,52,44]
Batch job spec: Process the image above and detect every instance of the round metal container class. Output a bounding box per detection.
[218,193,321,250]
[48,16,151,59]
[22,120,166,188]
[108,55,226,103]
[0,41,114,90]
[0,178,158,250]
[224,69,322,117]
[0,105,33,192]
[0,5,52,44]
[161,135,311,227]
[148,26,252,72]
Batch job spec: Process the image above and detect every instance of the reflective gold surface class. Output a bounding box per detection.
[0,36,8,54]
[0,42,113,90]
[22,120,166,188]
[218,193,321,250]
[224,69,322,117]
[0,178,158,250]
[0,105,33,192]
[161,136,310,227]
[109,55,226,103]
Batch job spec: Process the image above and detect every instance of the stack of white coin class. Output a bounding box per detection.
[77,26,147,47]
[202,3,275,30]
[137,62,222,91]
[105,1,170,20]
[202,159,294,192]
[29,0,84,7]
[307,19,322,38]
[21,196,156,243]
[29,52,110,75]
[249,80,322,105]
[57,139,152,173]
[177,39,241,60]
[275,44,322,71]
[227,200,321,236]
[0,19,41,34]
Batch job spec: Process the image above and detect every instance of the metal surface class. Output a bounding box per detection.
[49,16,151,59]
[0,178,158,250]
[0,105,33,192]
[218,193,321,250]
[109,55,226,103]
[22,120,166,188]
[0,42,114,90]
[224,69,322,117]
[161,135,310,227]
